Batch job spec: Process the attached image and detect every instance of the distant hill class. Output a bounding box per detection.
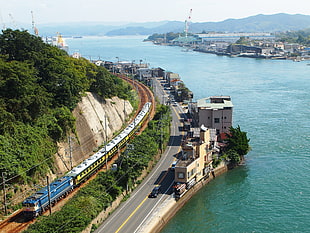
[19,13,310,37]
[190,13,310,33]
[106,14,310,36]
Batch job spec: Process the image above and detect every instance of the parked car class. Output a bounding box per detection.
[149,185,161,198]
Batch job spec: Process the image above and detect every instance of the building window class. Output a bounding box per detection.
[214,118,220,123]
[178,172,185,179]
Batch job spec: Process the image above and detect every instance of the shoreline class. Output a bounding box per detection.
[140,162,229,233]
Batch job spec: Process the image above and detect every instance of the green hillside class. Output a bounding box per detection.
[0,29,132,200]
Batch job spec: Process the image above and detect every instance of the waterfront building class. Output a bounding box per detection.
[196,32,275,43]
[171,35,201,46]
[174,126,213,186]
[165,72,180,86]
[189,96,233,135]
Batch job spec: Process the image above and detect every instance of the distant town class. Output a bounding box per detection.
[146,31,310,61]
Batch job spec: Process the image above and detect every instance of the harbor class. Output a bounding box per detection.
[147,32,310,61]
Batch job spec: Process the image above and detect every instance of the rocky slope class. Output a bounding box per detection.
[54,92,133,175]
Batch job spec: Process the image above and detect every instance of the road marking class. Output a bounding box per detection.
[134,181,175,233]
[98,95,182,233]
[115,169,170,233]
[115,195,148,233]
[99,141,175,232]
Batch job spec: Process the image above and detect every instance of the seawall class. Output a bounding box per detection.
[140,162,228,233]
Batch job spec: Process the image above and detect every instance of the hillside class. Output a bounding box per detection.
[0,29,134,215]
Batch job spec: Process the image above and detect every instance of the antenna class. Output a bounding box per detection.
[31,11,39,35]
[184,9,192,38]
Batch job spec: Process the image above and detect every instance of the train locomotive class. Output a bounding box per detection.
[22,102,151,218]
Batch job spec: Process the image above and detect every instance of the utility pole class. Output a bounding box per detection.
[2,172,7,216]
[68,136,75,170]
[124,144,134,193]
[46,176,52,215]
[105,115,108,170]
[124,100,126,120]
[160,113,163,152]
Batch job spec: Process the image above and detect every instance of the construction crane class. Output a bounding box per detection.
[0,10,6,30]
[31,11,39,35]
[8,13,17,29]
[184,9,192,38]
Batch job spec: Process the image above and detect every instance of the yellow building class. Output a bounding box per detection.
[174,126,213,187]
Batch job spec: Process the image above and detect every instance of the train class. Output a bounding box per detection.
[22,102,152,218]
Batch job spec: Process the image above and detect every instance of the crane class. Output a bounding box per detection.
[8,13,18,29]
[184,9,192,38]
[0,10,6,30]
[31,11,39,35]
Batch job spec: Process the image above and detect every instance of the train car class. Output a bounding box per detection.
[22,102,152,217]
[22,176,73,218]
[66,102,151,186]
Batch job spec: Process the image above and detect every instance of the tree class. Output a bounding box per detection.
[225,125,250,157]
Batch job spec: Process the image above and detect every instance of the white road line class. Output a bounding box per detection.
[97,122,178,232]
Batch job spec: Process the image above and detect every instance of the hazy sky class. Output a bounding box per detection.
[1,0,309,25]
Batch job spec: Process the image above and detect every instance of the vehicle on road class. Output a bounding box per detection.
[149,185,161,198]
[171,161,177,171]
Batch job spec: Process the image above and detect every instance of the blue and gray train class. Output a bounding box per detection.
[22,102,152,218]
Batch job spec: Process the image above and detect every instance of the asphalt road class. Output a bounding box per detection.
[95,78,185,233]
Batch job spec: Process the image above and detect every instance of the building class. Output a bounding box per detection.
[174,126,213,187]
[165,72,180,86]
[196,32,275,43]
[189,96,233,135]
[151,67,165,78]
[136,68,152,81]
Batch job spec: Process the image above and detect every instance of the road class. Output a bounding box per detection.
[95,78,185,233]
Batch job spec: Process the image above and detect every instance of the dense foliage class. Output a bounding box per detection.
[146,32,181,42]
[224,125,250,164]
[277,28,310,46]
[0,29,132,186]
[24,105,171,233]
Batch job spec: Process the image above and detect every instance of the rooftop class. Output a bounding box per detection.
[197,96,233,109]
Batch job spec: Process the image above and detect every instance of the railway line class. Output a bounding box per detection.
[118,74,156,131]
[0,75,155,233]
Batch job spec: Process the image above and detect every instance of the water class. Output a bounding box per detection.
[66,36,310,232]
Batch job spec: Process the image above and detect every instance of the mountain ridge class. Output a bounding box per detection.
[22,13,310,36]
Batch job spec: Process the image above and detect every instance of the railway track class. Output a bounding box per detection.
[0,74,155,233]
[118,74,156,126]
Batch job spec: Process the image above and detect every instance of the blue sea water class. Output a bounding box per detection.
[66,36,310,233]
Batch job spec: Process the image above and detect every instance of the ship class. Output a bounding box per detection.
[45,32,69,52]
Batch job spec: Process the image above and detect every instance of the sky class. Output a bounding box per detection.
[0,0,309,26]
